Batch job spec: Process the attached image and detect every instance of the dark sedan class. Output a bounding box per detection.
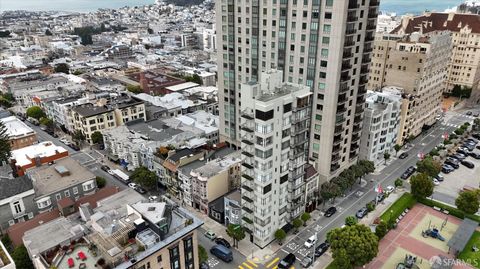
[101,165,111,172]
[452,153,467,160]
[442,164,454,174]
[356,207,368,219]
[469,152,480,159]
[399,152,408,159]
[461,160,475,169]
[315,242,330,257]
[324,206,337,217]
[400,166,416,179]
[135,186,147,194]
[214,237,231,248]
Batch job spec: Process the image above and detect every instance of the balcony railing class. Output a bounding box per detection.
[341,63,352,71]
[368,12,378,19]
[347,16,358,23]
[348,1,359,9]
[330,163,340,172]
[343,51,353,59]
[344,39,355,47]
[370,0,380,6]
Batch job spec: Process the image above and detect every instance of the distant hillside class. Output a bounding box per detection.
[164,0,204,6]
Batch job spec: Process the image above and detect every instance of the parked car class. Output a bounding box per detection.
[469,152,480,159]
[135,186,147,194]
[107,170,115,175]
[324,206,337,217]
[452,153,466,160]
[278,253,296,269]
[472,133,480,140]
[101,165,110,172]
[356,207,368,219]
[399,152,409,159]
[315,242,330,257]
[300,257,313,268]
[304,235,317,248]
[148,195,158,202]
[401,166,416,179]
[377,192,386,202]
[457,148,470,155]
[434,174,444,182]
[432,178,440,186]
[214,237,231,248]
[466,138,478,144]
[474,112,479,117]
[461,160,475,169]
[466,111,473,116]
[204,230,216,240]
[477,145,480,150]
[200,262,210,269]
[69,144,80,151]
[445,157,460,169]
[442,164,454,174]
[128,183,138,189]
[210,245,233,262]
[385,185,395,194]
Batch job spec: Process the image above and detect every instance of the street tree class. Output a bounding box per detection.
[340,168,356,189]
[292,218,303,233]
[345,216,357,226]
[359,160,375,175]
[54,63,70,74]
[333,249,352,269]
[375,221,388,239]
[410,173,434,199]
[91,131,104,145]
[301,212,311,226]
[0,121,11,164]
[416,156,442,178]
[274,229,287,245]
[455,190,479,215]
[72,130,86,144]
[39,117,54,128]
[327,224,379,268]
[226,224,245,248]
[394,178,403,189]
[394,144,402,157]
[131,166,158,190]
[26,106,46,120]
[11,245,34,269]
[320,182,341,205]
[332,176,349,194]
[198,245,208,263]
[95,176,106,188]
[383,151,391,165]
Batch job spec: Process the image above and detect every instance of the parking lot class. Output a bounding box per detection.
[433,138,480,205]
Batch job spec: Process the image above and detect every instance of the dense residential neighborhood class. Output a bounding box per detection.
[1,0,480,269]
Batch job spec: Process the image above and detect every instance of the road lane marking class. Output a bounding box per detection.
[239,266,245,269]
[247,260,258,268]
[272,266,278,269]
[266,257,279,268]
[242,262,253,269]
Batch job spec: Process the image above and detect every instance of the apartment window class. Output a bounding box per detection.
[183,237,195,269]
[255,109,274,121]
[323,25,331,33]
[169,246,181,269]
[73,187,78,195]
[157,255,162,263]
[56,193,61,201]
[321,49,329,57]
[322,37,330,44]
[13,201,22,214]
[65,190,70,197]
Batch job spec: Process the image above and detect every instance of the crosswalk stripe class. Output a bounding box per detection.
[247,260,258,268]
[239,266,245,269]
[272,266,278,269]
[266,257,280,268]
[243,263,253,269]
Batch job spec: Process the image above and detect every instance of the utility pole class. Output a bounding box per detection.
[310,232,318,267]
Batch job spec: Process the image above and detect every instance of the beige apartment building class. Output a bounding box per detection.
[69,97,146,144]
[368,31,452,143]
[390,13,480,95]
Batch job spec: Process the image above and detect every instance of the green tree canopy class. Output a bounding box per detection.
[127,84,143,94]
[327,224,379,268]
[198,245,208,263]
[95,176,106,188]
[455,190,479,215]
[91,131,104,145]
[11,245,34,269]
[301,212,311,225]
[292,218,303,232]
[72,130,86,143]
[0,121,11,164]
[375,221,388,239]
[54,63,70,74]
[394,144,402,156]
[410,173,434,199]
[274,229,287,244]
[345,216,358,226]
[359,160,375,174]
[39,117,54,128]
[395,178,403,188]
[383,151,390,165]
[416,156,442,177]
[131,166,158,190]
[320,182,341,205]
[26,106,46,120]
[226,224,245,248]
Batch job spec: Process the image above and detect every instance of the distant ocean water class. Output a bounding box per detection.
[0,0,466,13]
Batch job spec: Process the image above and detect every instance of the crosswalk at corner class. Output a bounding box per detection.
[238,259,258,269]
[264,256,296,269]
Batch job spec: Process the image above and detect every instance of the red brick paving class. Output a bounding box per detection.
[365,204,474,269]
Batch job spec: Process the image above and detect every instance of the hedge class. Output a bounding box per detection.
[417,197,480,223]
[380,193,416,223]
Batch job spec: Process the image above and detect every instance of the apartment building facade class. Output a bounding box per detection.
[359,90,401,164]
[0,116,37,150]
[368,31,451,143]
[217,0,380,181]
[239,71,312,247]
[390,13,480,93]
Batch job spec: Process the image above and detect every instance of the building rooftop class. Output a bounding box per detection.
[392,13,480,35]
[11,141,68,167]
[175,110,218,135]
[0,175,32,200]
[28,157,96,197]
[131,202,166,225]
[165,82,199,92]
[72,104,113,118]
[190,151,241,180]
[225,189,241,202]
[0,116,35,138]
[23,217,85,256]
[135,92,202,110]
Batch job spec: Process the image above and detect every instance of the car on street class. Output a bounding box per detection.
[315,242,330,257]
[477,145,480,150]
[210,245,232,262]
[472,133,480,140]
[69,144,80,151]
[304,235,317,248]
[204,230,216,240]
[442,164,454,174]
[474,112,479,117]
[399,152,408,159]
[401,166,416,179]
[324,206,337,217]
[101,165,110,172]
[107,170,115,175]
[462,144,475,151]
[135,186,147,194]
[469,152,480,159]
[466,138,478,145]
[278,253,296,269]
[377,192,385,202]
[461,160,475,169]
[356,207,368,219]
[385,185,395,194]
[432,178,440,186]
[128,183,138,189]
[434,174,444,182]
[300,257,313,268]
[214,237,231,248]
[148,195,158,202]
[466,111,473,116]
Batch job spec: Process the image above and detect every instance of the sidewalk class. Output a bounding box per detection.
[359,189,405,226]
